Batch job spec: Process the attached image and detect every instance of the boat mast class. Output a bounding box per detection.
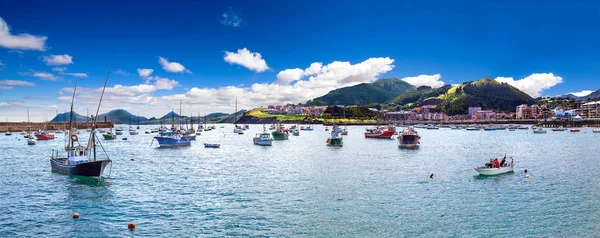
[91,59,115,161]
[68,82,78,156]
[234,97,237,125]
[27,108,30,123]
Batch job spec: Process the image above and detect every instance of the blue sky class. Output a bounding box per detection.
[1,0,599,121]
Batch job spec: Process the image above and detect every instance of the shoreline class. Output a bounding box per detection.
[0,122,114,132]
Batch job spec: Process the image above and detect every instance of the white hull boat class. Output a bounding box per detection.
[593,129,600,133]
[474,165,514,175]
[533,129,547,134]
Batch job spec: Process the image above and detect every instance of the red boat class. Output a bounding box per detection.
[364,126,396,139]
[35,131,55,140]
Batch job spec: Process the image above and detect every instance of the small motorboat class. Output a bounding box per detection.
[425,124,439,130]
[5,131,12,136]
[364,125,395,139]
[533,128,547,134]
[570,129,581,133]
[34,131,55,140]
[552,127,567,132]
[204,143,220,148]
[304,126,313,131]
[27,138,36,145]
[593,129,600,133]
[122,138,128,140]
[326,125,343,147]
[145,129,151,134]
[474,156,514,176]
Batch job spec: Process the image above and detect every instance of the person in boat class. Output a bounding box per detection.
[493,158,500,168]
[500,157,506,167]
[485,159,494,168]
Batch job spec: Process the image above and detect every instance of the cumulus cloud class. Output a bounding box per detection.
[161,57,396,112]
[275,68,304,85]
[221,8,244,27]
[0,17,47,51]
[33,72,57,81]
[158,57,191,73]
[137,68,154,77]
[145,76,179,90]
[63,73,88,78]
[224,48,270,73]
[401,74,444,88]
[495,73,563,97]
[0,79,35,90]
[42,54,73,65]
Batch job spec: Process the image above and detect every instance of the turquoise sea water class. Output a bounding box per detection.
[1,125,600,237]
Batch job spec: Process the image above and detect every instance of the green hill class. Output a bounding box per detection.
[97,109,149,124]
[50,112,90,122]
[306,77,415,105]
[387,78,536,115]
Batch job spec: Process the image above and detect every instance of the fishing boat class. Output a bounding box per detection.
[466,127,480,131]
[593,128,600,133]
[398,126,420,149]
[552,127,567,131]
[129,128,138,135]
[35,130,55,140]
[326,126,343,147]
[233,98,244,134]
[153,131,191,147]
[570,129,581,132]
[364,125,395,139]
[27,138,36,145]
[5,131,12,136]
[474,156,514,176]
[50,75,112,178]
[304,125,313,131]
[272,123,289,140]
[451,126,462,130]
[325,127,329,131]
[253,125,273,146]
[292,129,300,136]
[533,128,547,134]
[103,130,117,140]
[204,143,220,148]
[129,115,139,135]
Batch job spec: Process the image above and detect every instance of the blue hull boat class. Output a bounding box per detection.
[154,136,191,147]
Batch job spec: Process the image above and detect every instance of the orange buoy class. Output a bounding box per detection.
[128,222,136,230]
[73,213,80,219]
[429,173,434,179]
[129,158,135,161]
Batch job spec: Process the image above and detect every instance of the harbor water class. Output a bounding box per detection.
[1,125,600,237]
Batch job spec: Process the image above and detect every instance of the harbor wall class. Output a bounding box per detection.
[0,122,114,132]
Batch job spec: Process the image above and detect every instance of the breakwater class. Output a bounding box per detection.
[0,122,114,132]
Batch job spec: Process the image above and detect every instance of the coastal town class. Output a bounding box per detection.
[258,98,600,124]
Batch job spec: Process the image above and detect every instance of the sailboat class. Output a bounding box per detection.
[233,98,244,134]
[50,64,113,178]
[153,101,191,148]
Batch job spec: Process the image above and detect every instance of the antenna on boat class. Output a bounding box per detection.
[68,81,78,154]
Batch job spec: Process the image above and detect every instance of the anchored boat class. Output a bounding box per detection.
[153,131,191,147]
[50,71,113,178]
[398,126,420,149]
[364,125,396,139]
[326,125,343,146]
[253,125,273,146]
[272,123,289,140]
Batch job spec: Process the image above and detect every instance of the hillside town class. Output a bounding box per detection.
[261,98,600,123]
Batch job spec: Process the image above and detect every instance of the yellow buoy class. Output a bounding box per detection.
[525,174,530,179]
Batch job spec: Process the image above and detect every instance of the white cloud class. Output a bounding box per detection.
[224,48,269,73]
[221,8,243,27]
[137,68,154,77]
[401,74,444,88]
[569,90,593,97]
[0,79,35,90]
[52,67,67,72]
[495,73,563,97]
[63,73,88,78]
[158,57,191,73]
[275,68,304,85]
[33,72,57,81]
[146,76,179,90]
[161,57,396,112]
[0,17,47,51]
[42,54,73,65]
